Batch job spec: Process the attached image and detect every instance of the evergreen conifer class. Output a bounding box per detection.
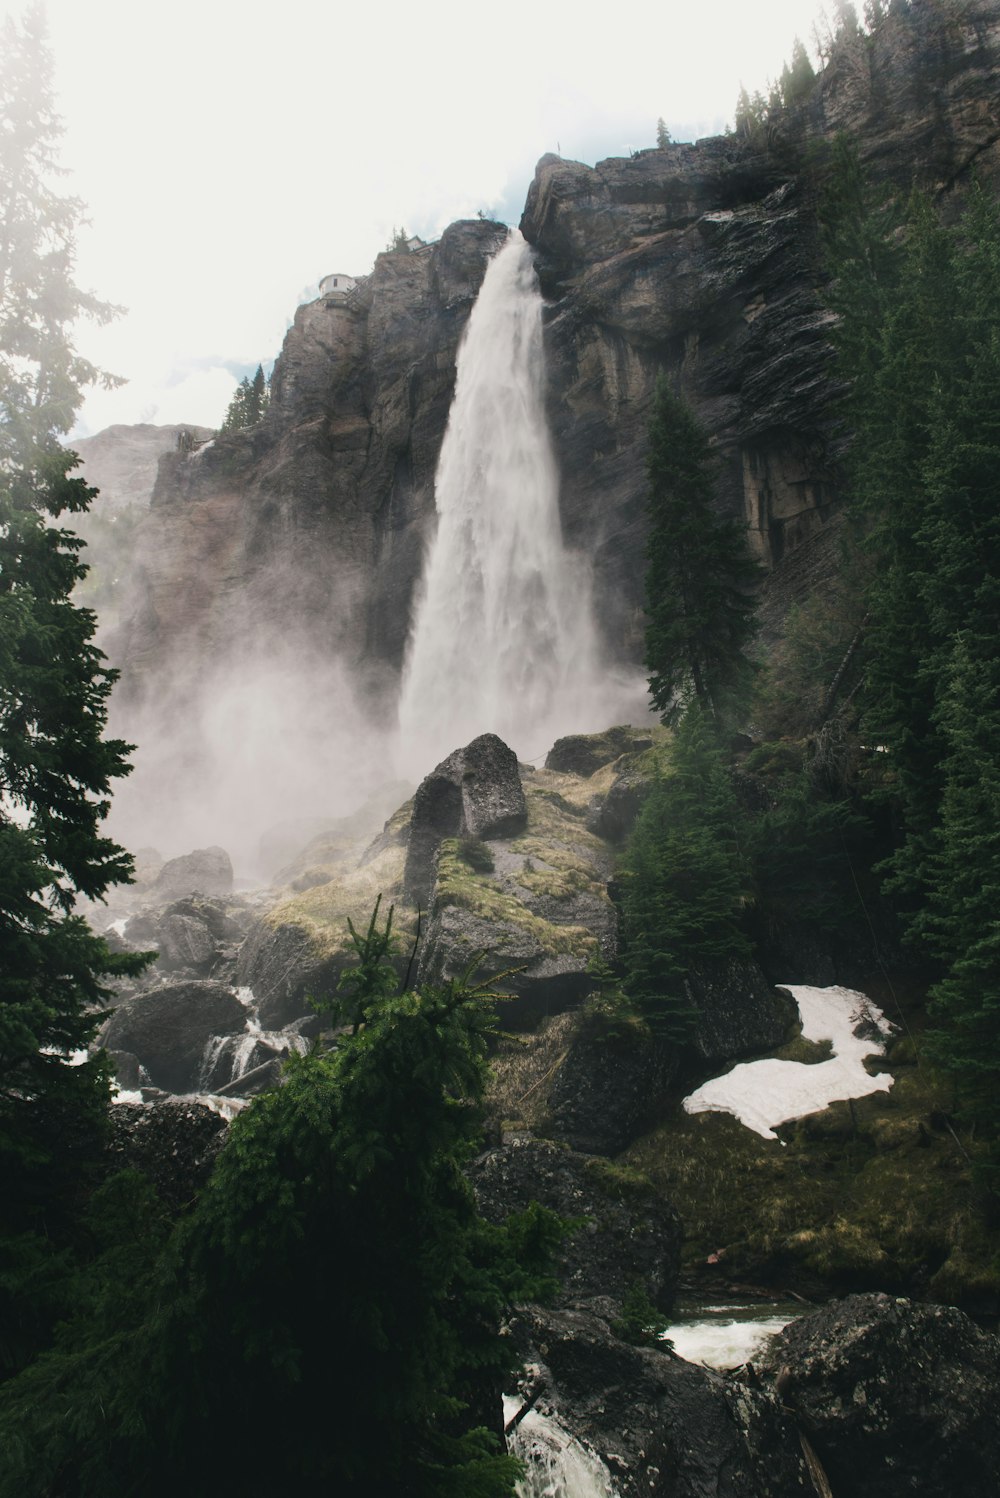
[643,378,761,729]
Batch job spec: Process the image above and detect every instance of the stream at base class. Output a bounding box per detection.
[662,1298,804,1367]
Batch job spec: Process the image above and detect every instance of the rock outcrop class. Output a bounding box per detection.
[508,1304,811,1498]
[469,1135,682,1314]
[403,733,527,907]
[757,1292,1000,1497]
[93,5,1000,749]
[151,846,234,900]
[100,980,247,1093]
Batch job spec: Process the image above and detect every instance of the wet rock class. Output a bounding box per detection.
[235,919,338,1029]
[586,762,654,842]
[507,1303,811,1498]
[100,980,247,1094]
[151,845,234,899]
[469,1135,681,1314]
[545,726,650,778]
[545,1013,677,1156]
[758,1292,1000,1498]
[107,1049,143,1090]
[404,734,527,907]
[687,958,797,1063]
[106,1099,227,1212]
[215,1057,285,1098]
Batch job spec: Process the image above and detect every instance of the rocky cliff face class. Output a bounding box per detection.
[521,0,1000,647]
[109,0,1000,705]
[110,221,506,705]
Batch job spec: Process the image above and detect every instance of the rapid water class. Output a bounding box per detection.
[398,230,639,777]
[504,1396,618,1498]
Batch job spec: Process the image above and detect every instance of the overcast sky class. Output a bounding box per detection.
[9,0,830,434]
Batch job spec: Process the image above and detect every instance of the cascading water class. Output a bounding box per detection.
[398,229,639,776]
[504,1397,618,1498]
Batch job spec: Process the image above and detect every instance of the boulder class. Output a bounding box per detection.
[686,957,797,1064]
[154,911,219,972]
[545,1013,677,1156]
[404,734,527,906]
[234,919,341,1029]
[101,980,247,1094]
[416,904,595,1026]
[758,1292,1000,1498]
[586,762,653,842]
[545,726,650,777]
[506,1303,810,1498]
[468,1135,681,1314]
[106,1099,227,1212]
[151,845,234,899]
[215,1057,285,1099]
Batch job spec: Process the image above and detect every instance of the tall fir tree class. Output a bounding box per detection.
[620,702,751,1036]
[0,4,146,1373]
[0,909,548,1496]
[643,377,761,730]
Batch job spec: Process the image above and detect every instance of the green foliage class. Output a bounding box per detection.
[0,904,557,1495]
[643,378,762,730]
[311,890,400,1031]
[220,362,268,432]
[618,704,750,1036]
[821,148,1000,1167]
[458,836,496,874]
[0,6,148,1374]
[656,116,672,148]
[610,1280,671,1347]
[780,38,816,106]
[386,224,411,252]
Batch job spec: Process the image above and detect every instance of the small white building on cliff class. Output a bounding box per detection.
[319,272,357,299]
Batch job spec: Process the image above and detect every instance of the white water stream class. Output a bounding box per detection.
[398,229,639,776]
[504,1396,618,1498]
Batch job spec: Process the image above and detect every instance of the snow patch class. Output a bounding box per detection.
[683,985,894,1140]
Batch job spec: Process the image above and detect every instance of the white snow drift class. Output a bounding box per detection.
[683,984,894,1140]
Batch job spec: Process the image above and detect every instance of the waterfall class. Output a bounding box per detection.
[504,1397,619,1498]
[398,229,636,776]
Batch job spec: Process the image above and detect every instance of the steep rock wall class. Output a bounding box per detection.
[112,0,1000,701]
[111,219,506,707]
[521,0,1000,648]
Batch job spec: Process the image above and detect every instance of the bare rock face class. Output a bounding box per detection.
[109,220,507,707]
[403,733,527,907]
[101,980,247,1093]
[470,1135,681,1315]
[73,423,213,513]
[757,1293,1000,1498]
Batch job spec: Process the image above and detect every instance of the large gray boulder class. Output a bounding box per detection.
[506,1304,810,1498]
[469,1135,681,1314]
[758,1293,1000,1498]
[106,1099,227,1212]
[403,734,527,906]
[545,1013,678,1156]
[151,845,234,899]
[101,980,247,1093]
[686,958,797,1063]
[234,920,341,1029]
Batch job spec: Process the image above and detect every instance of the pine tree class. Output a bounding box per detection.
[0,5,146,1371]
[0,909,543,1496]
[643,378,761,729]
[656,117,672,148]
[619,703,751,1036]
